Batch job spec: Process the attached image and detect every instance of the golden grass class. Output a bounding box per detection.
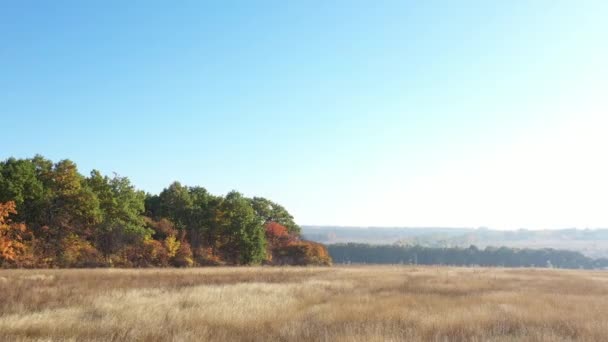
[1,266,608,341]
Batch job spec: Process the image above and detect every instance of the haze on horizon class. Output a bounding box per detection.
[2,1,607,230]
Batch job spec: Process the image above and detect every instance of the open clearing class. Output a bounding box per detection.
[1,266,607,341]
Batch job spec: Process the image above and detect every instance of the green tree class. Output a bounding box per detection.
[219,191,266,265]
[144,193,161,218]
[186,186,219,249]
[158,182,193,230]
[87,170,151,256]
[152,183,221,250]
[0,157,47,226]
[250,197,300,234]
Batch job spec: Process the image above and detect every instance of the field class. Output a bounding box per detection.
[1,266,608,341]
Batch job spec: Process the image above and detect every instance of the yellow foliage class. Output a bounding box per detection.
[164,236,181,258]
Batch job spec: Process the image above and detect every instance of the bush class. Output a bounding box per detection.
[171,241,194,267]
[116,239,169,267]
[193,247,224,266]
[272,241,332,266]
[59,235,106,268]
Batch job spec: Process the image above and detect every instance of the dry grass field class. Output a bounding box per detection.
[1,266,608,341]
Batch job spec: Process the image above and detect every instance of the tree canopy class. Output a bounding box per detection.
[0,155,329,268]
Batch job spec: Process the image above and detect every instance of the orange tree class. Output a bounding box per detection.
[0,201,29,265]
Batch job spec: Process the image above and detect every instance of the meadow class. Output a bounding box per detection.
[1,266,607,341]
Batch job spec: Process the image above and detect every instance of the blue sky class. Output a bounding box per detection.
[2,1,607,229]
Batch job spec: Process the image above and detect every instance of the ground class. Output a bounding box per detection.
[1,266,607,341]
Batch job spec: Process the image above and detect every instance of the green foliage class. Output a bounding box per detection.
[150,183,221,250]
[250,197,300,234]
[218,192,266,265]
[157,182,193,230]
[53,160,102,227]
[87,171,150,256]
[0,156,48,226]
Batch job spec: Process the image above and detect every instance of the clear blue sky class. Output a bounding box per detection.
[2,1,607,229]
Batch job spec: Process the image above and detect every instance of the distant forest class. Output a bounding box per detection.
[0,155,331,268]
[329,244,608,269]
[304,226,608,258]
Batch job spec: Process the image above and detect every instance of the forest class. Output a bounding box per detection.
[0,155,331,268]
[328,243,608,269]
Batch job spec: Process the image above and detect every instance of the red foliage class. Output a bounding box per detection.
[145,217,178,240]
[265,222,295,247]
[264,221,331,265]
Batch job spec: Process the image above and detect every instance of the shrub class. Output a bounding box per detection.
[165,235,181,258]
[193,247,224,266]
[117,239,169,267]
[172,241,194,267]
[59,234,106,267]
[273,241,332,266]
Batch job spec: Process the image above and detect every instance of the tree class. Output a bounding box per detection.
[265,221,292,247]
[0,157,46,226]
[0,201,30,265]
[250,197,300,234]
[151,183,222,249]
[264,221,300,264]
[157,182,193,230]
[184,186,218,250]
[218,191,266,265]
[46,160,101,237]
[87,171,151,257]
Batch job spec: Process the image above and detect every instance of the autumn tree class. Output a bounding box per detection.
[25,160,102,264]
[265,221,297,249]
[0,201,30,266]
[264,221,298,263]
[273,241,332,266]
[45,160,101,237]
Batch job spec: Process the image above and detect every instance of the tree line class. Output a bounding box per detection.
[0,155,331,268]
[328,243,608,269]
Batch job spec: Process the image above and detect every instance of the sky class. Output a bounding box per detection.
[2,1,607,229]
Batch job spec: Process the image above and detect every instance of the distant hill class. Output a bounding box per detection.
[302,226,608,258]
